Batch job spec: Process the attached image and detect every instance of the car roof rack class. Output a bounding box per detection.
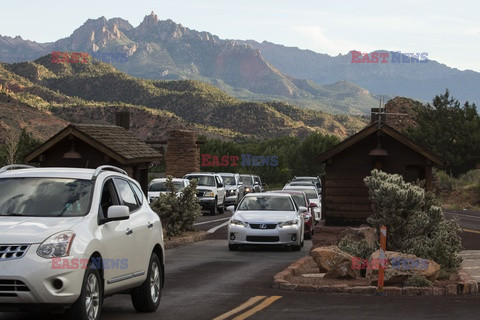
[92,165,127,180]
[0,164,34,173]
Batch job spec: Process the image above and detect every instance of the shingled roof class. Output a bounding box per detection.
[25,123,162,164]
[314,123,445,166]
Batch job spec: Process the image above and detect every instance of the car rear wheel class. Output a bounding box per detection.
[131,252,162,313]
[67,263,102,320]
[210,197,218,215]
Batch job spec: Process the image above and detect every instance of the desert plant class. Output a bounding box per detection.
[338,236,376,260]
[364,169,462,271]
[150,175,202,237]
[405,275,432,287]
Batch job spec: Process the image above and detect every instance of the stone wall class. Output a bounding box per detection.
[165,130,200,177]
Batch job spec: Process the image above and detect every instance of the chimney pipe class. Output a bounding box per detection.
[115,111,130,130]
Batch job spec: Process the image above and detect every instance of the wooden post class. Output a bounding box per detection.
[377,225,387,294]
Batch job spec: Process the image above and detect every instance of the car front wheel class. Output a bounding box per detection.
[67,263,102,320]
[131,252,162,313]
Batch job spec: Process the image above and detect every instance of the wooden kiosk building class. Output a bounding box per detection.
[25,123,162,194]
[315,120,444,224]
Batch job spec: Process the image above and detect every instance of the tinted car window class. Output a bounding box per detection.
[149,181,186,192]
[114,178,139,212]
[130,181,144,205]
[221,176,236,185]
[238,196,294,211]
[185,175,215,187]
[284,188,317,199]
[240,175,253,186]
[0,178,93,217]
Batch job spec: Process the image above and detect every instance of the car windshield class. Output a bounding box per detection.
[0,178,93,217]
[149,181,186,192]
[221,176,236,186]
[186,175,215,187]
[238,196,294,211]
[240,175,253,186]
[284,188,317,200]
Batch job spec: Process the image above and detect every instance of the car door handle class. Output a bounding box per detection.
[126,228,133,235]
[147,222,154,229]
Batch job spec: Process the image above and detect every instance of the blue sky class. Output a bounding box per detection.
[2,0,479,71]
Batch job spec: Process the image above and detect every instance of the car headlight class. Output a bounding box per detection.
[204,191,215,197]
[230,219,247,227]
[37,231,75,259]
[227,189,237,196]
[279,220,299,228]
[244,187,252,192]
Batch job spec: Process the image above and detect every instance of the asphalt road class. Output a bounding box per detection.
[2,210,480,320]
[445,210,480,250]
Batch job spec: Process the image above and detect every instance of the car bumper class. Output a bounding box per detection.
[224,195,238,205]
[228,225,301,246]
[198,198,216,209]
[0,245,86,305]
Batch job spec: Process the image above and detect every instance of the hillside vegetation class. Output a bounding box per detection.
[0,54,366,144]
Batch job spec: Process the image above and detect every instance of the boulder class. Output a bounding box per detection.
[324,260,361,279]
[338,225,376,248]
[366,250,441,285]
[310,245,353,273]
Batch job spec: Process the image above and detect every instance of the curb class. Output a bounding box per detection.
[273,256,479,295]
[164,231,209,250]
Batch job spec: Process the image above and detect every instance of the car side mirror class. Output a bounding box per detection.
[309,202,318,208]
[254,182,259,186]
[226,205,235,212]
[298,206,308,213]
[238,181,244,185]
[106,205,130,222]
[218,183,224,188]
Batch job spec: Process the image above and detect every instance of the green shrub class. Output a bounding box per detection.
[405,275,432,287]
[338,236,376,260]
[151,176,202,236]
[437,269,452,280]
[364,170,462,272]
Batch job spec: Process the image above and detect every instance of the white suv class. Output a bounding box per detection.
[0,165,165,320]
[183,173,226,215]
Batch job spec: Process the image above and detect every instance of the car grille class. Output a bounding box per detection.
[0,280,30,293]
[0,245,29,261]
[246,236,280,242]
[249,224,277,230]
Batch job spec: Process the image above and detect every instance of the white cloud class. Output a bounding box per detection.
[464,27,480,37]
[292,25,374,55]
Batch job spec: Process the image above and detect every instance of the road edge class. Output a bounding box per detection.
[164,231,209,250]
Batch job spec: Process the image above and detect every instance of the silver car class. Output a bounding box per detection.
[227,193,305,251]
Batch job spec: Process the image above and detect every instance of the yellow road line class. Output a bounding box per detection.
[462,228,480,235]
[213,296,267,320]
[232,296,282,320]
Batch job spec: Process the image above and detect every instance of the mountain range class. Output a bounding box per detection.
[1,12,390,114]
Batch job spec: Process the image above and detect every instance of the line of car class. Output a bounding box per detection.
[148,172,264,215]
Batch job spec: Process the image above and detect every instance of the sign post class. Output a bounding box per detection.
[377,225,387,295]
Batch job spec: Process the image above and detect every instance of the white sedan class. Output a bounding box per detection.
[227,193,305,251]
